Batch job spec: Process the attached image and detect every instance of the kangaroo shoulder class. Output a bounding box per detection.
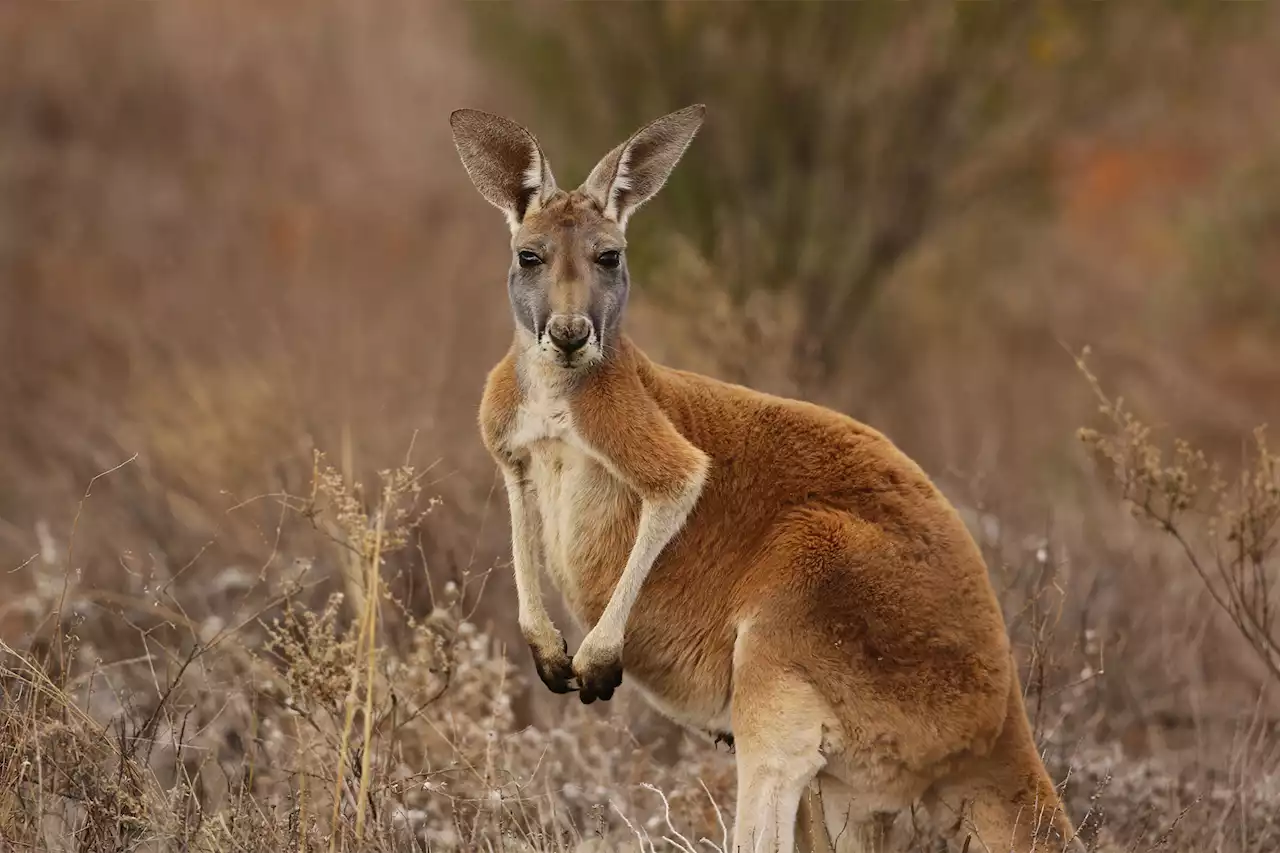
[569,345,707,500]
[479,351,522,462]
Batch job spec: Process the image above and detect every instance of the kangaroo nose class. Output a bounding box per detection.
[547,315,591,354]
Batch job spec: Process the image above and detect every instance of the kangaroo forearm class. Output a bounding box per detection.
[572,400,710,644]
[592,470,705,644]
[501,467,558,647]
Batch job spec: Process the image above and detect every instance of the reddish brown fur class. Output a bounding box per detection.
[481,325,1080,850]
[455,107,1082,852]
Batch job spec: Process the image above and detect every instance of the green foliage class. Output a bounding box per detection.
[467,1,1132,375]
[467,1,1256,380]
[1183,148,1280,335]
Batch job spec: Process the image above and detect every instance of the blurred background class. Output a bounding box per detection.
[2,2,1279,850]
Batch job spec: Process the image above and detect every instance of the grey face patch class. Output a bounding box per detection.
[508,264,549,337]
[590,262,629,347]
[507,192,630,363]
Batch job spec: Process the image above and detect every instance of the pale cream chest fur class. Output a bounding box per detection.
[509,364,633,619]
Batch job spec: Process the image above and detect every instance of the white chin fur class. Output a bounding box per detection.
[535,336,603,370]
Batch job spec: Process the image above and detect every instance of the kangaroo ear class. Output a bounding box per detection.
[450,108,558,232]
[580,104,705,230]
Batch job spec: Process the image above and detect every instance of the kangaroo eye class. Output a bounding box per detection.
[517,250,543,268]
[596,250,621,269]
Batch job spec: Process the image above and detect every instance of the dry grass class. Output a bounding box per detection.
[4,1,1280,851]
[4,427,1278,851]
[1,455,737,852]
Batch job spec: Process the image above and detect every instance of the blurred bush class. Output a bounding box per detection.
[467,1,1242,383]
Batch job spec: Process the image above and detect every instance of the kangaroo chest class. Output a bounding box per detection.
[526,442,635,611]
[509,383,637,621]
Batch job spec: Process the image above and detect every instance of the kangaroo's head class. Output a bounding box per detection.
[450,105,704,371]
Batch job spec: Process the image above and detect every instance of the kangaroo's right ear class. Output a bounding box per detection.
[450,109,558,232]
[579,104,705,230]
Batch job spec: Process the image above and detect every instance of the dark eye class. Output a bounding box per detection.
[517,250,543,268]
[596,249,621,269]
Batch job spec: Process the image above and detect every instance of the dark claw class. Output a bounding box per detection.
[530,636,576,694]
[577,656,623,704]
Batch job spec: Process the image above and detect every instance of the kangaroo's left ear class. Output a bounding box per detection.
[579,104,705,230]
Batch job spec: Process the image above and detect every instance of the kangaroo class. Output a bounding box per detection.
[450,104,1084,853]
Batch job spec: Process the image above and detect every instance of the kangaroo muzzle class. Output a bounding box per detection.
[546,314,593,356]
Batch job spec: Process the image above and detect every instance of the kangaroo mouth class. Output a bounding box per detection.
[548,344,601,371]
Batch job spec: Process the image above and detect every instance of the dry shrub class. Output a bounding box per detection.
[949,471,1280,853]
[1077,350,1280,684]
[1061,352,1280,851]
[0,451,735,853]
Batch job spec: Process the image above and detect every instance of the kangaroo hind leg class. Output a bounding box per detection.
[730,634,835,853]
